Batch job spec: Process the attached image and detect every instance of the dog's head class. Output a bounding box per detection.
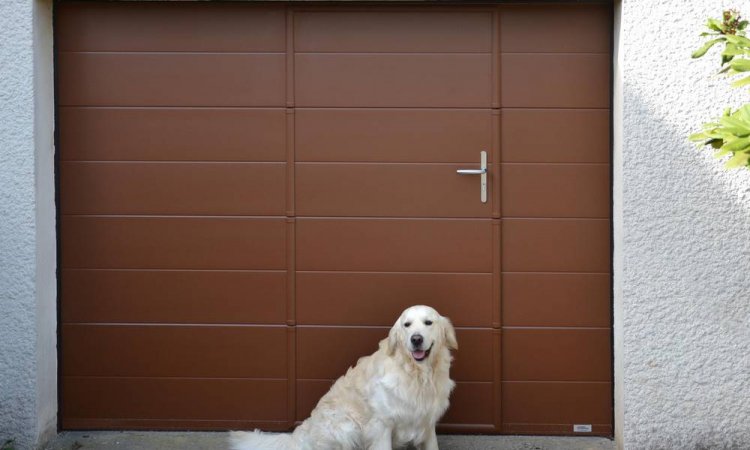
[386,305,457,363]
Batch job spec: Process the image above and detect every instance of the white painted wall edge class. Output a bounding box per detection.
[611,1,623,450]
[33,0,57,447]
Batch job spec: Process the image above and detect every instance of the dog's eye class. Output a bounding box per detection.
[424,320,433,326]
[404,322,411,328]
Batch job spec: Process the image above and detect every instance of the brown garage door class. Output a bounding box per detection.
[56,1,612,436]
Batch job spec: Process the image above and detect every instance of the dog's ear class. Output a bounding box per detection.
[441,316,458,351]
[386,317,402,356]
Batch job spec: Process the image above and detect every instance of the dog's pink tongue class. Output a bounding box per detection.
[412,350,426,360]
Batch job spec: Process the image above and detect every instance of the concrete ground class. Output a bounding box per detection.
[45,431,616,450]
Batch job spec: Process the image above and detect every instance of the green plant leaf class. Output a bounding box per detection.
[724,34,750,47]
[719,115,750,135]
[722,136,750,152]
[729,58,750,72]
[739,105,750,119]
[707,18,724,32]
[693,38,725,58]
[724,150,750,168]
[723,43,746,56]
[731,75,750,88]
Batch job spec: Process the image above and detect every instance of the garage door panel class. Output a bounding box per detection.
[501,164,610,218]
[502,329,611,382]
[295,54,492,107]
[297,219,492,272]
[57,2,285,52]
[502,219,610,272]
[61,162,286,215]
[502,382,612,426]
[62,269,286,324]
[61,217,286,270]
[503,273,611,327]
[297,272,492,327]
[296,109,492,163]
[62,325,287,378]
[58,53,285,107]
[440,382,493,425]
[502,109,610,163]
[501,4,611,53]
[60,108,286,162]
[296,379,332,421]
[501,54,610,108]
[56,2,613,435]
[297,327,491,382]
[296,164,492,217]
[295,11,491,53]
[62,377,287,422]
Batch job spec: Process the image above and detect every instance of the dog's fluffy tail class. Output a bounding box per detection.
[228,430,296,450]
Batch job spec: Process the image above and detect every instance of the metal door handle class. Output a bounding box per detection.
[456,151,488,203]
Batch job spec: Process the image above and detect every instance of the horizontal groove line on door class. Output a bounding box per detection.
[500,51,610,55]
[64,267,285,271]
[502,216,611,220]
[59,106,287,110]
[296,107,495,111]
[299,106,498,110]
[298,270,491,275]
[64,418,289,424]
[58,51,286,55]
[297,161,490,165]
[294,51,492,55]
[62,161,286,164]
[499,107,610,111]
[63,323,291,328]
[502,217,610,221]
[502,326,611,330]
[500,162,610,166]
[297,325,493,330]
[58,104,289,108]
[64,375,289,381]
[502,422,612,426]
[501,106,612,111]
[501,380,612,384]
[502,271,610,275]
[62,215,495,220]
[63,268,286,273]
[62,214,288,219]
[298,378,492,385]
[296,216,495,221]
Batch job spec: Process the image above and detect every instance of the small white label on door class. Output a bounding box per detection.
[574,424,592,433]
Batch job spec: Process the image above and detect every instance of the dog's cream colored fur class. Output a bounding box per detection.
[229,305,457,450]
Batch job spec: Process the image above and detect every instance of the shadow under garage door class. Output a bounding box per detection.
[56,1,613,436]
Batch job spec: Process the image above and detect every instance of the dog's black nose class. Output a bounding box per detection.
[410,334,423,348]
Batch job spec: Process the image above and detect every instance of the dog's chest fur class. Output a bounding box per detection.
[366,350,454,447]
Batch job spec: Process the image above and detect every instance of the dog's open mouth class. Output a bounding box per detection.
[411,344,433,362]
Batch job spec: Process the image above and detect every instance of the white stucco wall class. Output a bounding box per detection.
[616,0,750,449]
[0,0,56,449]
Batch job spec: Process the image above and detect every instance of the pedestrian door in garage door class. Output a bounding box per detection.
[57,1,612,436]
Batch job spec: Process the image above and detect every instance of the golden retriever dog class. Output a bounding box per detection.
[229,305,457,450]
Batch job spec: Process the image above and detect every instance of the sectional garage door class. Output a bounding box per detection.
[56,1,613,436]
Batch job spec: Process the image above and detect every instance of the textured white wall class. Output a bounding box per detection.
[617,0,750,449]
[0,0,56,449]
